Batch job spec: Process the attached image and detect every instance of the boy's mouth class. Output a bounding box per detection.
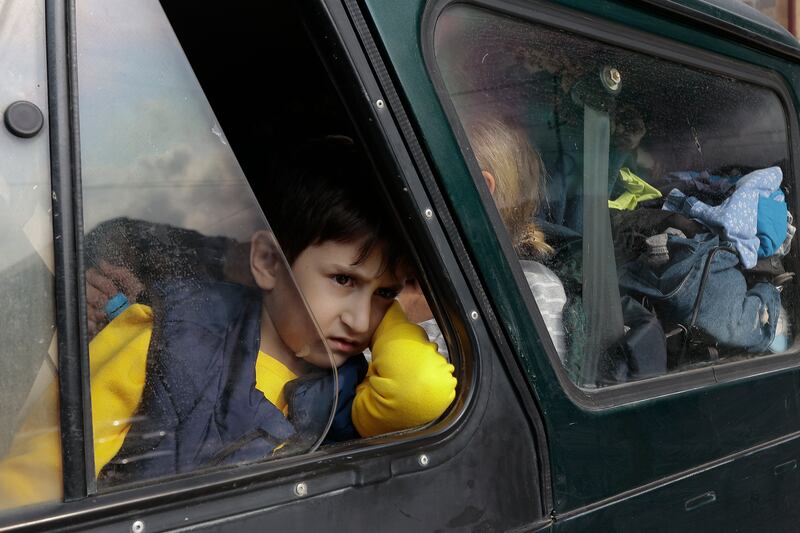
[327,337,363,355]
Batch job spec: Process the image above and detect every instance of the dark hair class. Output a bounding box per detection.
[261,137,406,273]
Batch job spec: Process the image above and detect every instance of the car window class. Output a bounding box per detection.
[77,0,345,489]
[0,0,60,515]
[433,4,794,389]
[0,0,338,504]
[0,0,459,513]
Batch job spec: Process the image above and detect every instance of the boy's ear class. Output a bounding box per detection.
[482,170,496,195]
[250,230,281,291]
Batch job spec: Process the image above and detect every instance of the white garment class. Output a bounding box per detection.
[520,260,568,362]
[419,318,447,357]
[419,260,567,363]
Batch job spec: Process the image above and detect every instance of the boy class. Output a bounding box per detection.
[0,139,456,505]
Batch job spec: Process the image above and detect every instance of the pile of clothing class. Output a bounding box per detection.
[612,166,795,364]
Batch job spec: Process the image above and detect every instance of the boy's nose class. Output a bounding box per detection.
[342,296,371,335]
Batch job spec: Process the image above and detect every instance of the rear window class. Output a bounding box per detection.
[433,4,795,388]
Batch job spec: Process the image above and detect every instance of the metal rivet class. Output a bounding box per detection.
[131,520,145,533]
[601,66,621,92]
[470,310,479,320]
[375,99,385,109]
[418,454,429,466]
[424,208,433,219]
[294,482,308,497]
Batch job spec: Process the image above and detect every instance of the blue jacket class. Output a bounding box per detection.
[99,280,367,484]
[619,233,780,352]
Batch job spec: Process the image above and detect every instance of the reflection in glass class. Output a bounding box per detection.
[0,0,61,514]
[74,0,338,490]
[435,5,793,388]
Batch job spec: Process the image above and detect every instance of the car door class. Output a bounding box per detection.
[359,0,800,530]
[0,1,549,531]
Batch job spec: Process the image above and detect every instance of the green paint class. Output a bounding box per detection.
[363,0,800,517]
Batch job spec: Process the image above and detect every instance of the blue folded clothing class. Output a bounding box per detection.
[756,192,788,258]
[619,233,780,352]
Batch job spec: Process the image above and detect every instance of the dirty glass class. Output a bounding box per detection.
[74,0,335,492]
[434,5,793,388]
[0,0,62,515]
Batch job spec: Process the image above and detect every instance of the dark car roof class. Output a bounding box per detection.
[643,0,800,58]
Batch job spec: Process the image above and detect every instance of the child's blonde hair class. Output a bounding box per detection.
[465,116,552,257]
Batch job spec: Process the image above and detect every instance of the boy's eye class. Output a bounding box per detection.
[333,274,353,286]
[376,287,399,300]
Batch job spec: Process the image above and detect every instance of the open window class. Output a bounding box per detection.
[0,0,459,514]
[433,4,795,389]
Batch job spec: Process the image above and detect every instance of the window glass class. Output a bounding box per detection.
[2,0,339,498]
[434,5,794,388]
[0,0,61,515]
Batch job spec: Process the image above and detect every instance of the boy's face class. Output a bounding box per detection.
[253,232,404,369]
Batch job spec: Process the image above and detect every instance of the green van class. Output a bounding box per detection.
[1,0,800,531]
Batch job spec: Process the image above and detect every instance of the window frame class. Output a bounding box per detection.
[47,0,96,501]
[421,0,800,408]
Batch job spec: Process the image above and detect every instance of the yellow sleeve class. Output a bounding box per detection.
[0,380,62,510]
[352,301,457,437]
[90,304,152,474]
[0,304,152,510]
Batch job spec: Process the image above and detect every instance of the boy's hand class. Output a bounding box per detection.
[85,261,144,338]
[353,302,456,437]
